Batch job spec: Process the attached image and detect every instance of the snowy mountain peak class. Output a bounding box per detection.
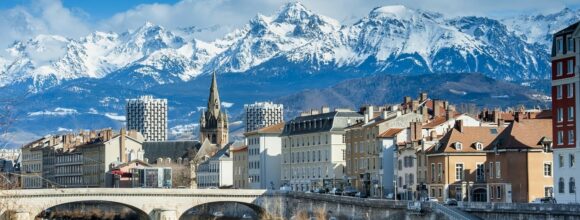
[274,2,311,22]
[370,5,416,20]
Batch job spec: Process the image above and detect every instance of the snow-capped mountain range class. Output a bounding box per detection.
[0,2,577,145]
[1,2,577,91]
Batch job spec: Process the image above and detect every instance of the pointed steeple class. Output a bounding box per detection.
[207,71,221,116]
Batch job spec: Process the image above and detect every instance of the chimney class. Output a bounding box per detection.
[321,106,330,113]
[411,100,419,112]
[515,112,524,122]
[455,120,464,133]
[410,121,423,141]
[422,106,429,121]
[419,92,428,102]
[120,128,127,162]
[430,130,437,141]
[433,100,443,117]
[404,96,412,104]
[366,106,374,119]
[498,119,505,127]
[382,110,389,119]
[446,109,453,120]
[310,109,320,115]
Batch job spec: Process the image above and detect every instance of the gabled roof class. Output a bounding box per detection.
[244,122,285,136]
[111,159,151,169]
[489,118,552,150]
[377,128,405,138]
[428,126,505,154]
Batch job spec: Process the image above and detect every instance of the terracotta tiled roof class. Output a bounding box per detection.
[428,126,505,154]
[491,118,552,150]
[244,122,285,136]
[377,128,405,138]
[423,116,448,129]
[230,145,248,152]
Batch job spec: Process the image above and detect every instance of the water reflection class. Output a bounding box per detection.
[36,201,147,220]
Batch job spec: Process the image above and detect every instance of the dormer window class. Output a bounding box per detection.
[475,142,483,151]
[455,142,463,150]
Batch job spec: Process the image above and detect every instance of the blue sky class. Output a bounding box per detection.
[0,0,578,48]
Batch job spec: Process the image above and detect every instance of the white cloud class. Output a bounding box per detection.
[28,107,78,117]
[104,112,125,121]
[0,0,578,46]
[0,0,91,50]
[221,101,234,108]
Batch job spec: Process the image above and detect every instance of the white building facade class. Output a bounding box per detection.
[244,102,284,132]
[126,95,168,141]
[281,108,363,191]
[196,147,233,188]
[244,123,284,189]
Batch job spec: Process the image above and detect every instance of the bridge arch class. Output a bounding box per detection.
[34,200,150,220]
[179,201,265,220]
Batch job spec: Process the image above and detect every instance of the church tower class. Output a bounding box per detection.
[199,71,229,147]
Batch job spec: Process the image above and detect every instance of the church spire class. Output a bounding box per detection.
[207,71,221,116]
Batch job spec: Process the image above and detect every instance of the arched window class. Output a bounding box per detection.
[570,178,576,194]
[559,177,565,193]
[455,142,463,150]
[475,143,483,150]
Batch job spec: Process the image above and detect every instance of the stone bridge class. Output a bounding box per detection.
[0,188,285,220]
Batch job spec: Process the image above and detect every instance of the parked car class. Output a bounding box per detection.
[342,187,358,196]
[384,193,395,200]
[313,188,326,194]
[444,198,458,206]
[355,192,368,198]
[532,197,557,204]
[280,185,292,191]
[426,197,439,202]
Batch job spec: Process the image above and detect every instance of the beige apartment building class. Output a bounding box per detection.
[231,144,248,189]
[345,105,423,198]
[20,129,145,188]
[426,112,553,203]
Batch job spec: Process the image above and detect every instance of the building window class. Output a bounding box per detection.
[569,130,575,145]
[568,36,575,53]
[455,142,463,151]
[559,154,565,168]
[495,162,501,178]
[497,186,502,199]
[571,154,576,168]
[437,163,443,182]
[559,177,565,193]
[557,38,564,54]
[570,178,576,194]
[431,163,435,182]
[476,163,485,182]
[568,84,575,98]
[557,62,564,76]
[569,60,575,75]
[455,163,464,181]
[475,143,483,150]
[558,130,564,145]
[569,107,575,121]
[557,108,564,122]
[544,162,552,177]
[545,187,554,197]
[489,162,494,179]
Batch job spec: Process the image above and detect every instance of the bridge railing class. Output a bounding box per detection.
[458,202,580,215]
[432,202,480,220]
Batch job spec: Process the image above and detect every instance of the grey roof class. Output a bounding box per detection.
[199,145,231,165]
[282,111,364,136]
[143,140,200,163]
